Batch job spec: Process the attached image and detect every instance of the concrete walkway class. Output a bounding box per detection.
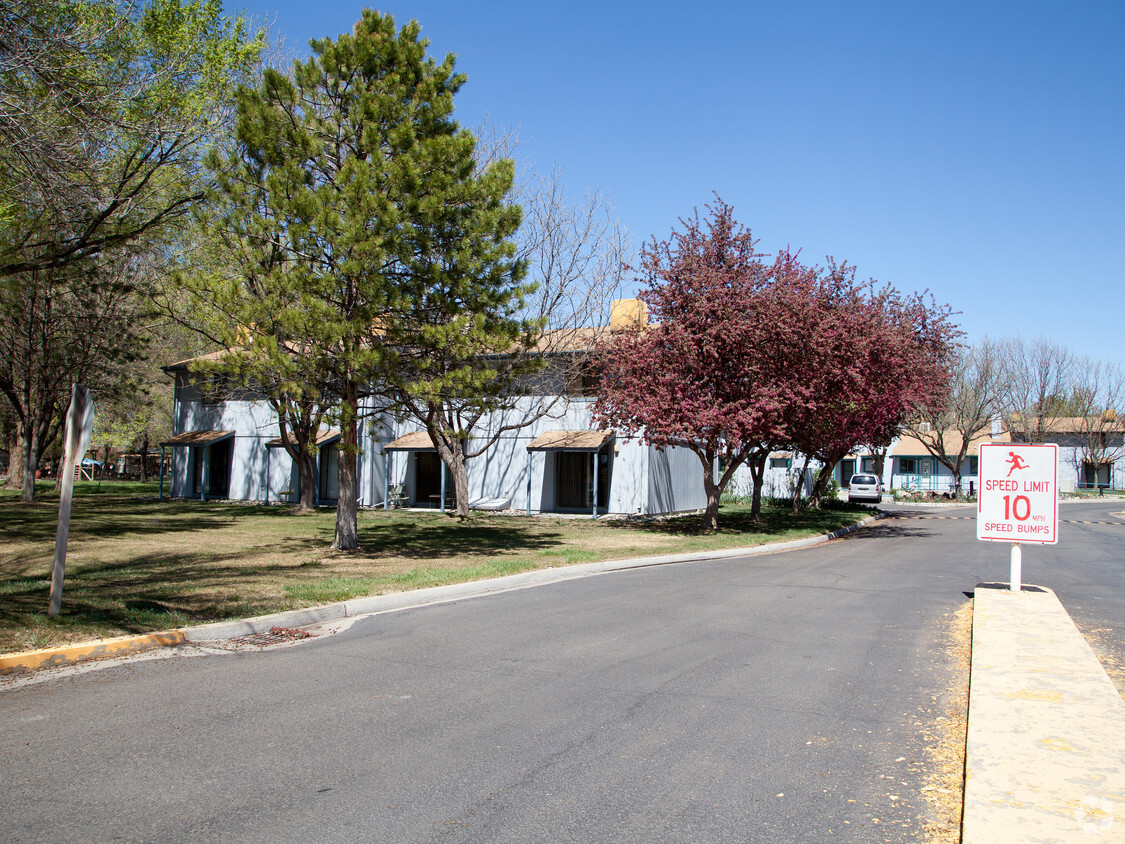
[965,583,1125,842]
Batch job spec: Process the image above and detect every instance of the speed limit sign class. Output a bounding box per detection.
[977,443,1059,544]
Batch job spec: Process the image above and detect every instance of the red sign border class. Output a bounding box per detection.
[976,443,1059,545]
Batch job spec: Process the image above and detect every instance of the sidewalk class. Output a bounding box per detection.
[964,583,1125,842]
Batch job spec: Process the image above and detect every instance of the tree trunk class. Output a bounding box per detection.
[276,407,321,513]
[21,425,39,503]
[7,428,26,490]
[296,451,317,512]
[332,383,359,551]
[139,431,149,483]
[872,448,886,486]
[697,447,721,531]
[747,451,768,521]
[808,461,836,509]
[791,454,813,513]
[450,448,470,519]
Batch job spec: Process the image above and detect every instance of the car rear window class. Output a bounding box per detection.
[851,475,878,485]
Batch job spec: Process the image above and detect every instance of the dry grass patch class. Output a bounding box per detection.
[920,599,972,843]
[0,484,872,654]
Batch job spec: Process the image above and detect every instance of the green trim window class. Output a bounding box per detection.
[899,456,937,475]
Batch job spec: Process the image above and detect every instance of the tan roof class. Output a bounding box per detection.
[1008,413,1123,435]
[892,428,1008,457]
[161,430,235,447]
[384,431,436,451]
[164,348,244,371]
[266,429,341,448]
[527,430,614,452]
[165,324,619,372]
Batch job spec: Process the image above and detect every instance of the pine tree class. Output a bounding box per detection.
[202,11,525,546]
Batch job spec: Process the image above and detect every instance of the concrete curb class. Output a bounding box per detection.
[964,583,1125,842]
[0,630,186,675]
[1,514,881,672]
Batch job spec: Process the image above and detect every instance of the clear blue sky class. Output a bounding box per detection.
[228,0,1124,362]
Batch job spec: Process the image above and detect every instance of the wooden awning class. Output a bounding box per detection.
[526,430,614,452]
[384,431,436,451]
[266,429,341,449]
[160,430,234,447]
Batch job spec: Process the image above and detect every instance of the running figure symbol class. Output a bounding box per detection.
[1006,452,1029,476]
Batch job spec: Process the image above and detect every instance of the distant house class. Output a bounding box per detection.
[888,426,1010,494]
[1008,412,1124,492]
[159,301,707,517]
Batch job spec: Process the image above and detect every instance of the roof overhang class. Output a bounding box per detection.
[160,430,235,448]
[384,431,437,452]
[266,429,341,449]
[526,430,614,452]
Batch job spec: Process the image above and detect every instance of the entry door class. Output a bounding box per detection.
[555,450,609,510]
[192,440,232,498]
[414,452,452,507]
[840,459,855,484]
[319,444,339,501]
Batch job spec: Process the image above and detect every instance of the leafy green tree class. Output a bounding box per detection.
[201,10,525,546]
[0,0,262,278]
[0,0,261,502]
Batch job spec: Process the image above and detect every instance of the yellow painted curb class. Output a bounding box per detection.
[0,629,187,675]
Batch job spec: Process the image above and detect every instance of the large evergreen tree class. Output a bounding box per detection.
[202,10,525,547]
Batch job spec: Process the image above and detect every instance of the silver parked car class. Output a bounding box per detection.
[847,473,882,503]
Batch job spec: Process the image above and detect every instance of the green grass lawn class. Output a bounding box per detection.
[0,481,874,654]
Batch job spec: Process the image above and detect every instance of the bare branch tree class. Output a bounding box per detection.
[904,338,1000,491]
[998,336,1075,443]
[1067,358,1125,490]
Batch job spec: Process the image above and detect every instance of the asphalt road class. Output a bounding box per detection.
[2,500,1122,843]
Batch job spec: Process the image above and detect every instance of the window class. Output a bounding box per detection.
[565,362,600,397]
[769,457,791,469]
[900,458,918,474]
[196,374,230,406]
[861,457,875,473]
[964,456,979,475]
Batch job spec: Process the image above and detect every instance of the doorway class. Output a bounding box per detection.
[555,448,610,511]
[191,438,232,498]
[414,452,453,508]
[319,443,339,501]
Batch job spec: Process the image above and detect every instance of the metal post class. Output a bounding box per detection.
[384,449,390,510]
[440,461,446,514]
[158,446,165,500]
[201,445,209,501]
[526,452,532,517]
[591,451,598,519]
[264,446,270,505]
[1010,542,1022,593]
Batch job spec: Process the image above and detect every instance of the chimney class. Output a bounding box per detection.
[609,298,648,331]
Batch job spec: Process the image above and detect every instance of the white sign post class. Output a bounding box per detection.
[48,384,94,617]
[976,443,1059,592]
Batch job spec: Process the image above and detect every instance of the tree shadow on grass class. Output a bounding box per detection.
[0,497,293,544]
[0,545,355,637]
[353,511,568,561]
